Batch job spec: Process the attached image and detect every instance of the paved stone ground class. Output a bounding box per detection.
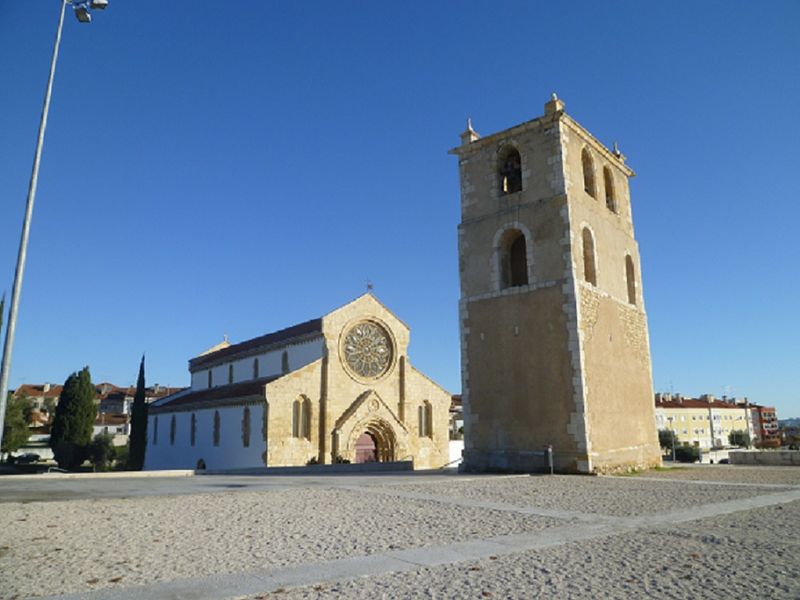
[1,465,798,599]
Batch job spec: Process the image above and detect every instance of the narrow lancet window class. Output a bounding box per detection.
[626,255,637,305]
[242,407,251,447]
[583,228,597,285]
[213,411,221,446]
[582,148,596,198]
[604,167,616,212]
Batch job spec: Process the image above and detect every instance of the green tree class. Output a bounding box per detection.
[127,356,148,470]
[675,445,700,463]
[50,367,97,469]
[89,433,115,471]
[729,429,751,448]
[2,394,31,458]
[658,429,677,450]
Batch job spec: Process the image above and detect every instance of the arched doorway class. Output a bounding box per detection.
[349,419,397,463]
[355,432,377,463]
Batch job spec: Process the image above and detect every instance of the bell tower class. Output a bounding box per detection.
[451,96,661,473]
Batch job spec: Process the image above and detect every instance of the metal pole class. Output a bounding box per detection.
[0,0,67,454]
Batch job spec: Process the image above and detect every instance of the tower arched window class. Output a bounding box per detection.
[498,146,522,194]
[604,167,616,212]
[253,358,259,379]
[242,407,251,448]
[626,255,637,305]
[500,229,529,288]
[582,148,596,198]
[213,410,221,446]
[582,228,597,286]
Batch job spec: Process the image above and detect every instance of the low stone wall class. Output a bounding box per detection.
[729,450,800,466]
[202,460,414,476]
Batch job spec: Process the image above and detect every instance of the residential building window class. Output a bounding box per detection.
[170,415,176,445]
[582,228,597,285]
[498,146,522,194]
[213,410,221,447]
[242,407,251,448]
[582,148,596,198]
[190,413,196,447]
[603,166,616,212]
[253,358,259,379]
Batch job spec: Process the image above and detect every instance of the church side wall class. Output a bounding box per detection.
[143,404,266,471]
[190,338,324,389]
[405,366,451,469]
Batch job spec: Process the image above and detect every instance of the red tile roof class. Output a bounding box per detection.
[13,384,63,399]
[656,398,748,410]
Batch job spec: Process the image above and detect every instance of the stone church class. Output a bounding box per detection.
[144,294,451,471]
[452,95,661,473]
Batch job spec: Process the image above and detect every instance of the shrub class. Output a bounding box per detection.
[89,434,115,471]
[675,445,700,463]
[728,429,751,448]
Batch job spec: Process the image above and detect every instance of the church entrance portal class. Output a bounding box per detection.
[355,432,377,463]
[348,419,397,463]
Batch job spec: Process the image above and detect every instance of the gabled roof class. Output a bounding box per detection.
[189,318,323,371]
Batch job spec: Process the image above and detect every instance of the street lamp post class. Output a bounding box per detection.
[667,416,676,462]
[0,0,108,456]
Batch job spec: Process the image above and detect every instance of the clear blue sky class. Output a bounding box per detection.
[1,2,798,418]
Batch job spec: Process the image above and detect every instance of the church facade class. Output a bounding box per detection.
[452,96,662,474]
[144,294,451,471]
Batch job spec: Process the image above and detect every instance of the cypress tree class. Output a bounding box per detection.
[50,367,96,469]
[128,355,148,470]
